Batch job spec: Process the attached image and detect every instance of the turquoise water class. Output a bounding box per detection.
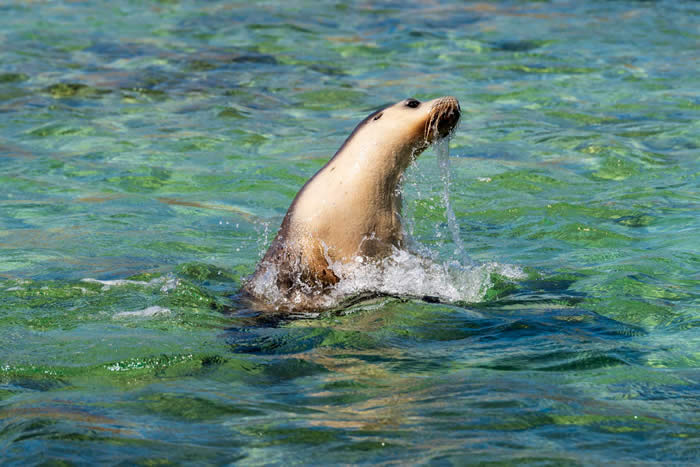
[1,0,699,464]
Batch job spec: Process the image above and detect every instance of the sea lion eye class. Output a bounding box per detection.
[405,99,420,108]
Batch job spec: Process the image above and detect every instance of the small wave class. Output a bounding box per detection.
[81,275,179,292]
[113,306,171,319]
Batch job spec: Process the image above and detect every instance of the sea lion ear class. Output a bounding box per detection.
[373,112,383,121]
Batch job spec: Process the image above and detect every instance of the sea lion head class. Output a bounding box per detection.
[338,96,461,175]
[381,95,461,143]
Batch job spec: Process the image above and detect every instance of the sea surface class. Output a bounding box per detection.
[1,0,698,464]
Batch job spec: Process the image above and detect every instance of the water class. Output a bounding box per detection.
[1,0,698,464]
[436,137,471,264]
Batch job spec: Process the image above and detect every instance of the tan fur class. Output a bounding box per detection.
[244,96,460,311]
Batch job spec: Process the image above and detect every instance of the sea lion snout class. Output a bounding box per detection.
[428,96,461,139]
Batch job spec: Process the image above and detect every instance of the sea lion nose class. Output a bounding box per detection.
[436,95,459,107]
[445,96,459,107]
[447,96,461,117]
[437,96,460,118]
[434,96,460,137]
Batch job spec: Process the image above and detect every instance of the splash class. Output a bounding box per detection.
[246,245,524,314]
[328,247,523,305]
[246,137,525,313]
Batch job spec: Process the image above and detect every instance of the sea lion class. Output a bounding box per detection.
[243,96,461,312]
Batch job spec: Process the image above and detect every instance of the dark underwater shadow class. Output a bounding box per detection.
[222,273,648,375]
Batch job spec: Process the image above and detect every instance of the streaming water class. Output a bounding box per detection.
[1,0,698,464]
[435,136,472,265]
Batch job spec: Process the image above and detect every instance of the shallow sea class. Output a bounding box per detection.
[1,0,698,464]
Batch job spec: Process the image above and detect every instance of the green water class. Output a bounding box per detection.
[1,0,698,464]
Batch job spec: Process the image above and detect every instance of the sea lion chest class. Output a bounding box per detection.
[289,154,403,261]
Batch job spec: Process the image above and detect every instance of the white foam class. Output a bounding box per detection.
[82,278,150,288]
[81,275,179,292]
[248,246,525,312]
[113,306,171,319]
[329,247,524,305]
[159,276,179,293]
